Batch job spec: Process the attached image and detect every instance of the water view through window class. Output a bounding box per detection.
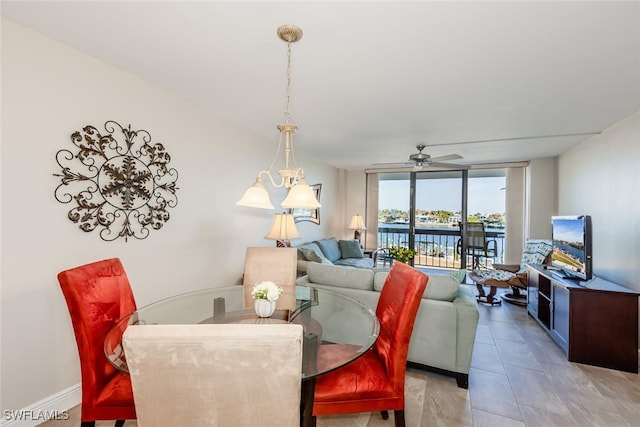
[377,169,506,269]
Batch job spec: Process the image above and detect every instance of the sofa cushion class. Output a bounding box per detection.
[338,240,364,258]
[334,258,374,268]
[373,269,391,289]
[448,269,468,284]
[374,271,459,302]
[314,238,342,263]
[306,263,374,291]
[423,275,460,301]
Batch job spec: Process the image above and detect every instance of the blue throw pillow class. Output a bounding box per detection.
[339,240,364,259]
[314,238,342,263]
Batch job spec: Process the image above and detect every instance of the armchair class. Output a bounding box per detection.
[468,239,552,305]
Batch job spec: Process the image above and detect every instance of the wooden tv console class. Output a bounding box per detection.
[527,264,639,373]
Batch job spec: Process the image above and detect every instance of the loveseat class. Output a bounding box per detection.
[295,237,374,275]
[296,262,479,388]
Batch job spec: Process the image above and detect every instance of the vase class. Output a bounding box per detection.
[254,299,276,318]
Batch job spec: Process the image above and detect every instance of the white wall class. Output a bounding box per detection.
[526,157,556,240]
[0,19,341,411]
[557,111,640,291]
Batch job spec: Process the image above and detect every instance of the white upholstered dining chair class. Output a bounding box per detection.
[242,247,297,311]
[123,323,303,427]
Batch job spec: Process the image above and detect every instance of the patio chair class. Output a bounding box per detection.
[468,239,552,305]
[456,222,498,269]
[373,247,394,267]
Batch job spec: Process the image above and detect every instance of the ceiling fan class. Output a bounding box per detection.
[371,144,468,170]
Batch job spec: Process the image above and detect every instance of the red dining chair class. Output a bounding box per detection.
[58,258,137,427]
[312,262,428,426]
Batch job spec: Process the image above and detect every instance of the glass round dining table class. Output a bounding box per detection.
[104,285,379,427]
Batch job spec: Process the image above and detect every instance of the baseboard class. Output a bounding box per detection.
[1,384,80,427]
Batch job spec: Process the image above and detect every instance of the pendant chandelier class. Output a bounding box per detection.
[236,25,321,210]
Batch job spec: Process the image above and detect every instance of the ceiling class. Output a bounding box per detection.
[3,1,639,170]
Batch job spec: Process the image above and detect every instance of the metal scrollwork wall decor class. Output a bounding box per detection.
[54,121,179,242]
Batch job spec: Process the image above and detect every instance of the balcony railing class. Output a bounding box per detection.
[376,225,505,270]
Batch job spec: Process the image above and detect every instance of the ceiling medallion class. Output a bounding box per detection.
[54,121,179,241]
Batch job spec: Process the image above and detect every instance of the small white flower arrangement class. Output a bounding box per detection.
[251,281,283,302]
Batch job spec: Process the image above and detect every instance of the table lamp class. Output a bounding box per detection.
[348,214,367,243]
[265,212,300,247]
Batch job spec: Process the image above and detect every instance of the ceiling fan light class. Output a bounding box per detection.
[236,178,275,210]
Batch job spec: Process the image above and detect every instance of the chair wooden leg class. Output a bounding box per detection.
[381,410,389,420]
[114,420,125,427]
[393,410,405,427]
[80,422,95,427]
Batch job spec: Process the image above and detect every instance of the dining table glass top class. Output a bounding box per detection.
[104,285,380,379]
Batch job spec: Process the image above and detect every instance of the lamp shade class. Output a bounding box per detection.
[265,213,301,241]
[280,177,321,209]
[236,178,275,210]
[348,214,367,231]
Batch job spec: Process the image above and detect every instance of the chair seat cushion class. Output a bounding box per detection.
[473,268,515,282]
[314,350,396,402]
[468,270,513,290]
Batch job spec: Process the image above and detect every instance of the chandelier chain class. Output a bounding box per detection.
[285,41,292,124]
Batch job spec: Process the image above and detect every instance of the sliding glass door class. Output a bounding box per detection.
[414,170,465,269]
[374,168,506,271]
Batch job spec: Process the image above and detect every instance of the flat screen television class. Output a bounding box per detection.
[551,215,592,281]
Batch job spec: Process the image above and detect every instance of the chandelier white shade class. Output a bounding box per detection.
[236,25,321,210]
[236,178,275,210]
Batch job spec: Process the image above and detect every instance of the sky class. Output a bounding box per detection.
[553,217,584,243]
[379,177,506,214]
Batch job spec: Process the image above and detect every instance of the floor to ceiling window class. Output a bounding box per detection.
[371,167,507,271]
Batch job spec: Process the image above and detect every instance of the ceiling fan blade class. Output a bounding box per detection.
[370,161,413,168]
[426,161,470,169]
[430,154,462,162]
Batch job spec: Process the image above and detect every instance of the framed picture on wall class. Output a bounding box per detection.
[289,183,321,224]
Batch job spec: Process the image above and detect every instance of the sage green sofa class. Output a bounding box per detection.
[296,262,479,388]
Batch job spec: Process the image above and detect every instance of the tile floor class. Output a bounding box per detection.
[40,285,640,427]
